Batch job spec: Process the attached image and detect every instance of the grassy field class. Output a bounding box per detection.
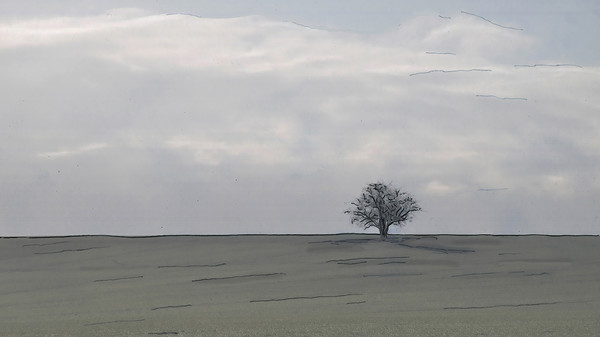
[1,234,598,336]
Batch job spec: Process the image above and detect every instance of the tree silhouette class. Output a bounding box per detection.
[345,182,421,239]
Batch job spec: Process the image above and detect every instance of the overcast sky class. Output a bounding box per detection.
[1,1,599,236]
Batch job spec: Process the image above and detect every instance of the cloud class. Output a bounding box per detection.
[0,8,154,49]
[38,143,108,159]
[424,180,466,196]
[0,10,598,235]
[1,10,536,73]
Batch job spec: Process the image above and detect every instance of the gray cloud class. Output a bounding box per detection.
[1,9,598,235]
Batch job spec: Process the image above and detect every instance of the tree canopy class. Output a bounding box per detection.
[345,182,421,238]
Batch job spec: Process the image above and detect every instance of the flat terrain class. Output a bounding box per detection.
[1,234,598,336]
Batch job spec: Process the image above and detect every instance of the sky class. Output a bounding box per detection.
[1,1,599,236]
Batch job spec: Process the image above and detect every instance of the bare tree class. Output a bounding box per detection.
[345,182,421,239]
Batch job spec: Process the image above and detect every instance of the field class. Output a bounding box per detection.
[1,234,598,336]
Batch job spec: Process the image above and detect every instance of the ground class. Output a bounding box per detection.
[1,234,598,336]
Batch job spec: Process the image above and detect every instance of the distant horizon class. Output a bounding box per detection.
[4,232,599,239]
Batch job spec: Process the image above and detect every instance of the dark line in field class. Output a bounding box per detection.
[250,293,361,303]
[363,272,423,278]
[192,273,285,282]
[396,243,475,254]
[524,272,549,277]
[337,239,374,243]
[377,261,407,265]
[338,261,367,265]
[499,252,521,255]
[347,301,367,305]
[84,319,145,326]
[444,301,561,310]
[22,241,69,247]
[409,69,491,76]
[112,259,127,266]
[93,276,144,282]
[398,236,438,241]
[509,270,525,274]
[451,272,498,278]
[326,256,409,263]
[158,263,226,268]
[308,238,373,244]
[148,333,178,335]
[439,15,451,19]
[35,246,107,254]
[151,304,192,311]
[500,258,571,263]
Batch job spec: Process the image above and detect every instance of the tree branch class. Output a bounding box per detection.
[345,182,422,236]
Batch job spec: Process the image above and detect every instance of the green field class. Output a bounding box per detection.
[1,235,598,336]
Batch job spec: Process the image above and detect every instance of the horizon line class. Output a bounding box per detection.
[3,233,598,239]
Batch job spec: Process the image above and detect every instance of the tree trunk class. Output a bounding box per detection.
[379,218,388,239]
[379,231,387,240]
